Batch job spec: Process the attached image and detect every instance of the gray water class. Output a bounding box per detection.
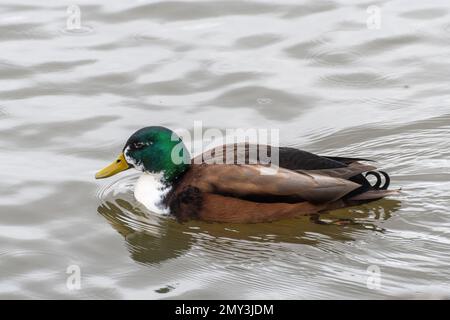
[1,0,450,299]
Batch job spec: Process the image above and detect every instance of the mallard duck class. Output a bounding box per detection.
[95,126,399,223]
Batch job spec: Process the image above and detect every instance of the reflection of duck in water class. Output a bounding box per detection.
[98,198,193,265]
[98,195,401,265]
[95,126,399,223]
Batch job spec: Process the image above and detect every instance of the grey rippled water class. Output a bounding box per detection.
[1,0,450,299]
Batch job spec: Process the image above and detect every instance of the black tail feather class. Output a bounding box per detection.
[365,170,391,190]
[379,171,390,190]
[345,170,392,200]
[365,171,382,189]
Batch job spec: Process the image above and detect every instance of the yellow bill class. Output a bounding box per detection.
[95,153,130,179]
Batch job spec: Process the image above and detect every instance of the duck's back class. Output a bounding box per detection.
[193,143,349,169]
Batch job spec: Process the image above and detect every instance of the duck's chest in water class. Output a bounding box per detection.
[134,174,171,214]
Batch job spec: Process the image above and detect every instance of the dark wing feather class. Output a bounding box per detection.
[301,162,377,179]
[278,147,348,170]
[321,156,374,164]
[194,143,351,170]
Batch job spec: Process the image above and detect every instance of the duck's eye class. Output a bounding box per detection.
[132,142,148,149]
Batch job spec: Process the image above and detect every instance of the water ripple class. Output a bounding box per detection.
[1,0,450,299]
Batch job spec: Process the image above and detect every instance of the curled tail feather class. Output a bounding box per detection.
[365,170,390,190]
[348,169,399,201]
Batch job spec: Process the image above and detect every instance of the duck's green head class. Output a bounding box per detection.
[95,126,190,184]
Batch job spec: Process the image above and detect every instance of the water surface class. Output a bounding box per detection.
[1,0,450,299]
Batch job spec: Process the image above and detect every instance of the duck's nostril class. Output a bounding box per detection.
[116,159,121,163]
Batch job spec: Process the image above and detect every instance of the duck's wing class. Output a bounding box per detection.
[194,143,357,170]
[320,156,374,164]
[303,161,377,179]
[189,164,361,204]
